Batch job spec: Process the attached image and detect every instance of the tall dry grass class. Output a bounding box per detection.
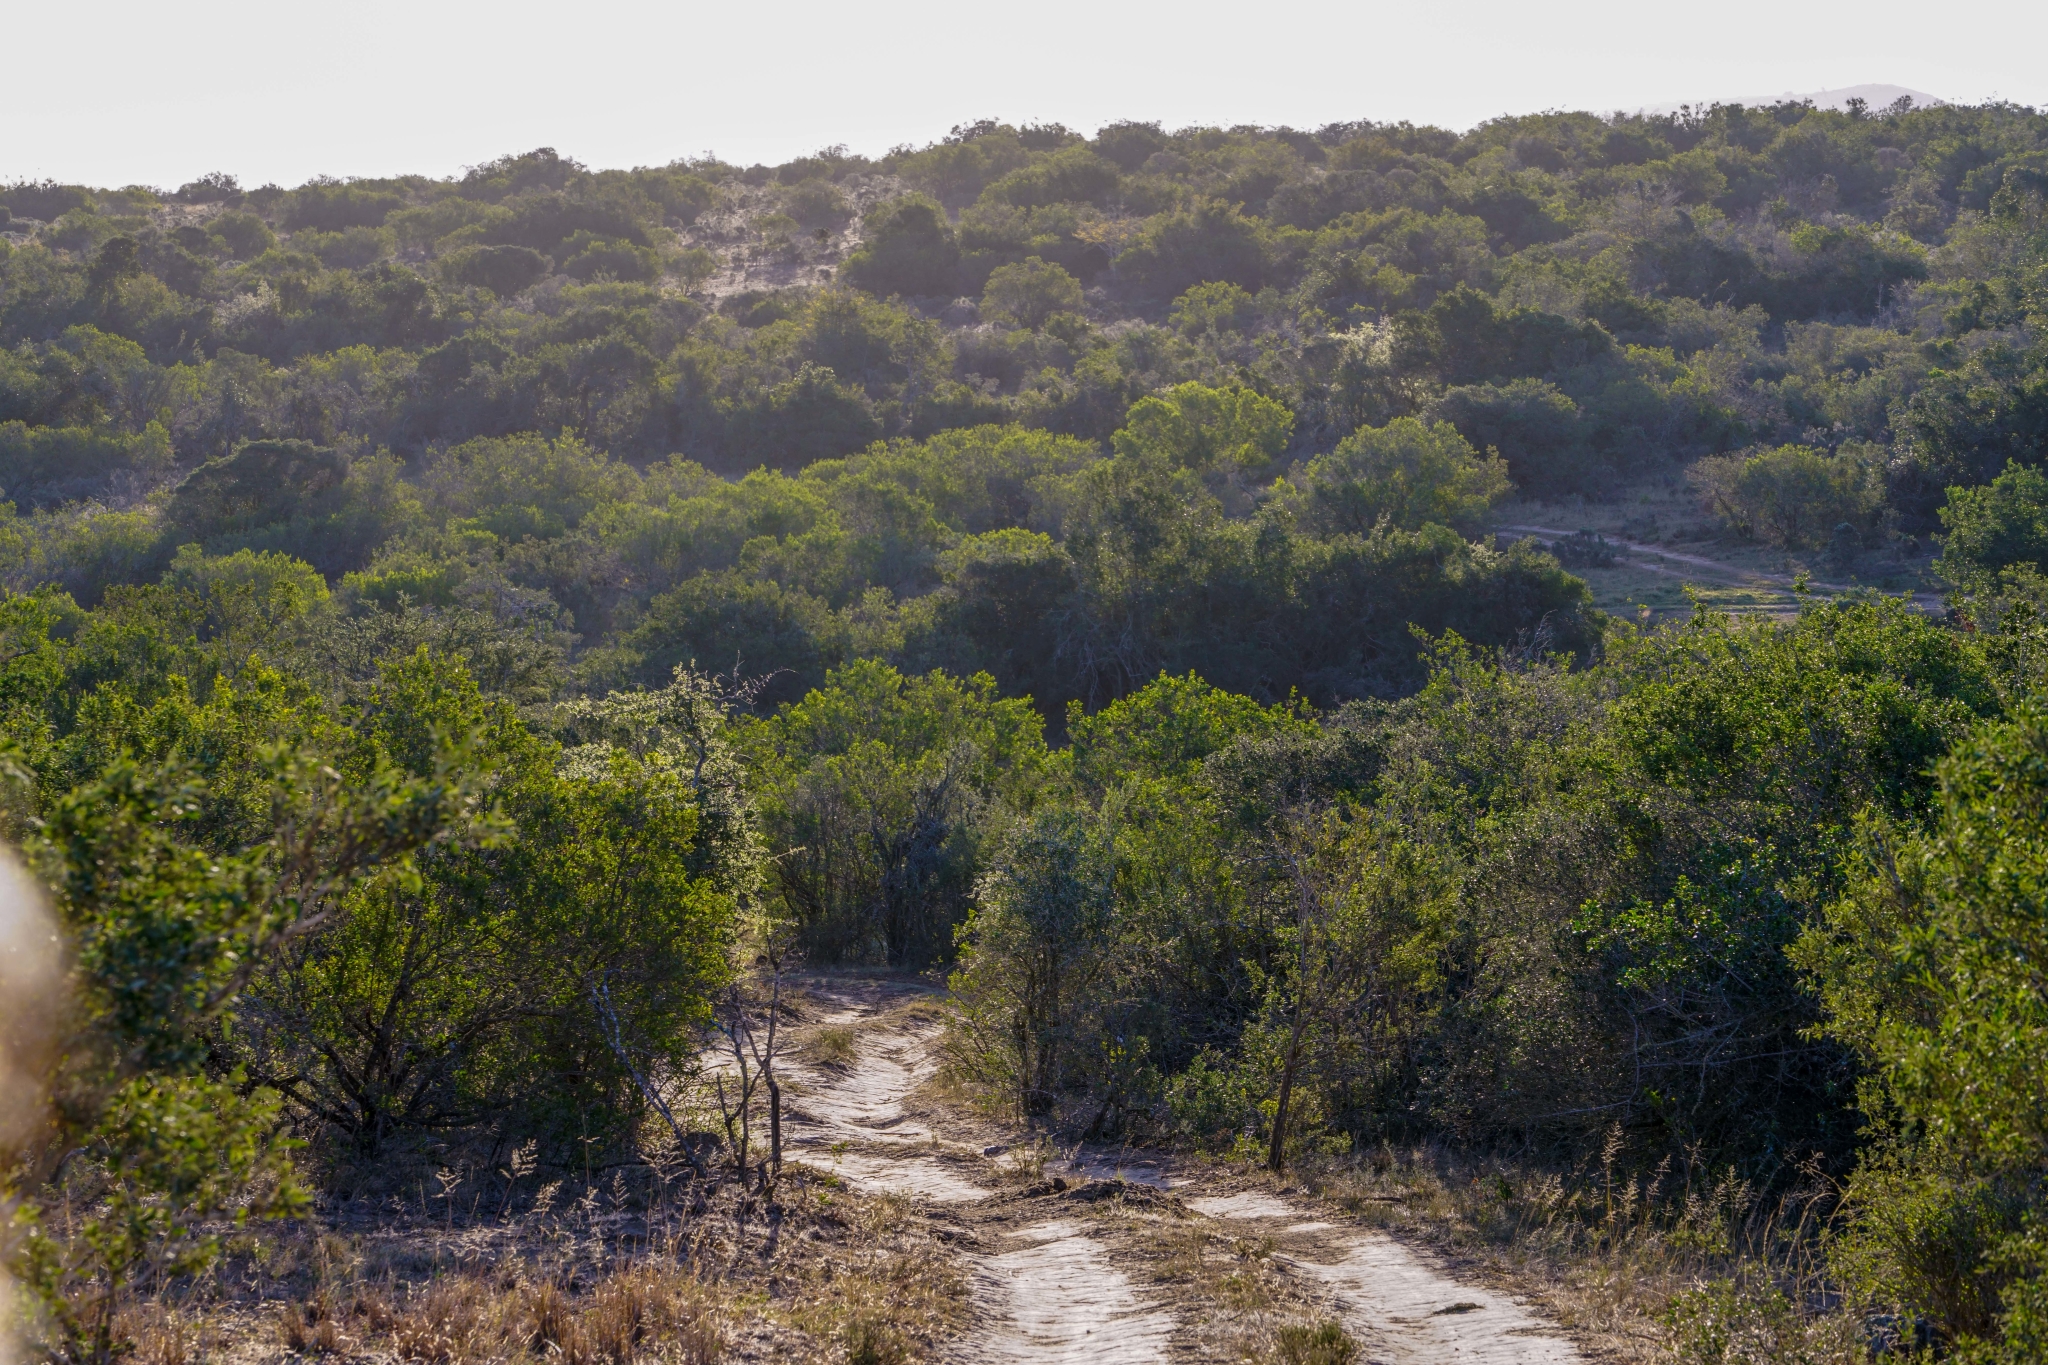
[73,1150,966,1365]
[1281,1129,1865,1364]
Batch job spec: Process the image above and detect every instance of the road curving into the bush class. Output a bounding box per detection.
[780,977,1587,1364]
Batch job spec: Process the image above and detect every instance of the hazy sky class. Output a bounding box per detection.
[8,0,2043,189]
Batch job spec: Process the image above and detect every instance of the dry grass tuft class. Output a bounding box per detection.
[841,1308,912,1365]
[805,1024,860,1071]
[113,1162,957,1365]
[1274,1321,1360,1365]
[1268,1136,1854,1364]
[114,1304,190,1365]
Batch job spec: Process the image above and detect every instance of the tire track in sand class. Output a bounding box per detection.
[1187,1192,1583,1365]
[785,981,1584,1363]
[782,979,1174,1363]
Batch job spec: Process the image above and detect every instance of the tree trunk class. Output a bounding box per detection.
[1268,1014,1309,1175]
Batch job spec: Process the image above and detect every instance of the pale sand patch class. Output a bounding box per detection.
[778,981,992,1202]
[1198,1187,1583,1363]
[803,1149,988,1203]
[953,1220,1178,1364]
[1187,1191,1298,1220]
[1284,1237,1581,1364]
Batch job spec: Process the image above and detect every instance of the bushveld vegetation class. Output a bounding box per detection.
[4,93,2048,1361]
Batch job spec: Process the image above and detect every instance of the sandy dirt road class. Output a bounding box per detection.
[778,978,1585,1364]
[1499,522,1945,614]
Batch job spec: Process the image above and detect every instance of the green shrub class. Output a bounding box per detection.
[1289,416,1512,534]
[1275,1321,1359,1365]
[0,419,173,508]
[841,194,959,298]
[1662,1280,1864,1365]
[981,256,1083,329]
[1829,1158,2026,1346]
[439,243,552,294]
[1938,461,2048,584]
[782,179,851,232]
[1691,444,1886,549]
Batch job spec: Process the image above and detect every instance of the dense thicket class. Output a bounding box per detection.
[0,101,2045,711]
[6,97,2048,1362]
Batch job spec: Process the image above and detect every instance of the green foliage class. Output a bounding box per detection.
[740,363,884,468]
[2,113,2047,1358]
[1938,460,2048,583]
[438,243,552,295]
[1806,705,2048,1168]
[1110,382,1293,472]
[6,656,495,1361]
[742,661,1048,964]
[560,233,661,283]
[781,179,851,233]
[626,571,850,705]
[948,808,1111,1112]
[980,256,1083,329]
[12,1075,302,1365]
[1114,198,1274,298]
[421,430,635,536]
[840,195,959,298]
[165,439,343,543]
[1067,671,1313,794]
[1826,1156,2026,1347]
[1274,1321,1360,1365]
[1661,1278,1865,1365]
[1692,444,1887,549]
[1289,416,1513,534]
[0,420,172,508]
[206,212,275,260]
[248,656,741,1152]
[1431,379,1591,496]
[1892,342,2048,525]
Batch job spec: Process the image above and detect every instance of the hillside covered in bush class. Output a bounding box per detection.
[2,99,2045,712]
[8,96,2048,1364]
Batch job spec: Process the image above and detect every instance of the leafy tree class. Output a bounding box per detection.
[164,439,351,544]
[0,420,174,509]
[980,256,1083,329]
[1938,460,2048,584]
[1170,281,1258,339]
[6,674,491,1362]
[1431,379,1592,496]
[1891,342,2048,527]
[1111,382,1293,473]
[742,661,1048,965]
[739,363,884,469]
[625,571,850,704]
[1288,416,1512,534]
[1114,197,1271,298]
[421,430,636,535]
[1692,444,1886,549]
[439,243,552,295]
[947,808,1111,1114]
[560,233,661,283]
[781,179,851,232]
[283,183,404,232]
[1799,706,2048,1352]
[1257,810,1437,1172]
[1068,670,1314,796]
[840,194,960,298]
[206,212,276,260]
[242,652,742,1153]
